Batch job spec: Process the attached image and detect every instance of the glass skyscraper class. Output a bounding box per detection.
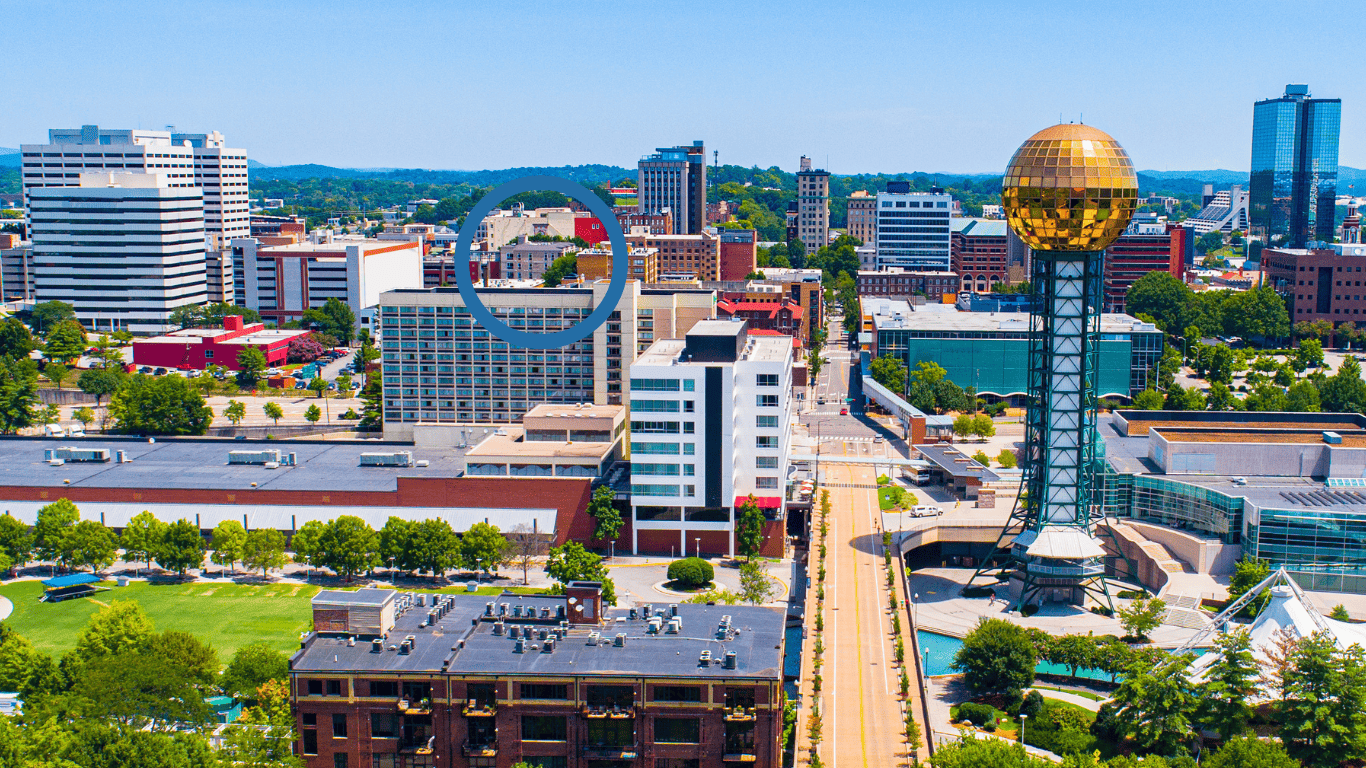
[1250,84,1341,247]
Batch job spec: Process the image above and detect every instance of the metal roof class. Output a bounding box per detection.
[41,573,101,588]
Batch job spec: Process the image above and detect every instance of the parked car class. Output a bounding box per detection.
[840,407,848,416]
[294,380,309,389]
[265,368,284,376]
[185,369,201,378]
[153,367,167,376]
[137,366,153,374]
[908,505,942,518]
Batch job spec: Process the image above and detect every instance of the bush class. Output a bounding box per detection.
[666,557,714,589]
[1116,589,1146,600]
[956,702,995,727]
[340,408,360,420]
[1020,689,1045,718]
[983,720,997,732]
[1002,688,1023,716]
[877,474,891,486]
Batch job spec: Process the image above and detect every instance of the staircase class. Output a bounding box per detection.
[1160,593,1212,630]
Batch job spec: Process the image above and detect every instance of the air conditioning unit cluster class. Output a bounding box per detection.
[360,451,413,467]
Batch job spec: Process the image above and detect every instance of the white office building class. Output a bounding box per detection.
[1187,185,1250,235]
[28,173,207,333]
[20,125,250,245]
[796,156,830,256]
[875,182,952,271]
[629,320,793,556]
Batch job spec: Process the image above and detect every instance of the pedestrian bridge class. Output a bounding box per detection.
[859,351,955,442]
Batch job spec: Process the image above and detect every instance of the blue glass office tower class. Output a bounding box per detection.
[1250,84,1341,247]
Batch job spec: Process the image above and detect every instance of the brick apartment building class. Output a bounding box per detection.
[950,219,1009,293]
[856,269,960,300]
[715,297,805,341]
[616,211,673,236]
[1262,243,1366,323]
[845,190,876,246]
[132,315,310,371]
[626,232,720,281]
[1102,228,1188,313]
[718,229,758,282]
[290,586,785,768]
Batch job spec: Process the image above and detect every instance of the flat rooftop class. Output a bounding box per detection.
[916,444,1001,482]
[293,592,785,679]
[867,301,1155,335]
[525,403,622,420]
[1152,428,1366,447]
[0,437,467,492]
[466,427,615,460]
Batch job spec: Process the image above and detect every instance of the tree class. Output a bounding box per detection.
[155,519,205,577]
[584,484,622,544]
[78,367,122,405]
[1110,663,1197,757]
[235,347,267,389]
[209,520,247,575]
[0,317,36,358]
[1133,388,1164,410]
[997,449,1018,469]
[358,370,384,429]
[951,617,1036,695]
[223,399,246,426]
[263,401,284,426]
[1118,596,1166,640]
[286,334,325,364]
[242,528,288,577]
[107,375,212,435]
[42,320,87,363]
[120,510,166,574]
[928,736,1049,767]
[952,414,973,439]
[220,641,290,699]
[0,514,32,572]
[1286,380,1322,412]
[304,404,322,425]
[87,335,122,369]
[1197,627,1258,740]
[667,557,714,588]
[1296,338,1325,370]
[32,497,80,567]
[1321,356,1366,413]
[74,600,154,660]
[30,300,76,335]
[290,520,326,575]
[736,495,766,562]
[302,297,357,344]
[1162,382,1204,411]
[73,405,95,430]
[1222,285,1290,342]
[67,520,117,572]
[507,522,550,585]
[970,413,996,440]
[1228,556,1270,618]
[1281,632,1366,768]
[308,376,327,399]
[71,648,209,733]
[1050,634,1098,678]
[1197,231,1225,254]
[738,561,777,604]
[149,630,219,686]
[0,356,40,434]
[43,362,68,390]
[545,541,617,605]
[541,253,578,287]
[870,354,909,394]
[460,521,510,576]
[316,515,378,581]
[1244,382,1288,412]
[1203,736,1300,768]
[378,516,412,574]
[1331,604,1352,621]
[1126,271,1193,333]
[404,518,458,579]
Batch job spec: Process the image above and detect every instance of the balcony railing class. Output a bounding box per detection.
[583,745,639,760]
[1024,561,1106,578]
[401,736,435,755]
[462,700,497,717]
[462,742,497,758]
[723,752,758,762]
[398,698,433,715]
[724,706,758,722]
[583,704,635,719]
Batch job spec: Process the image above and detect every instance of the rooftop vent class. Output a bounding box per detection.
[370,638,383,653]
[724,651,737,669]
[699,650,712,665]
[1325,431,1343,445]
[588,631,601,645]
[666,617,681,634]
[229,449,281,465]
[48,447,110,463]
[542,637,556,653]
[360,451,413,467]
[614,633,627,647]
[669,604,678,617]
[493,622,505,636]
[514,638,525,653]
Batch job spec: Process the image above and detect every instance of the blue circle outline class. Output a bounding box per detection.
[451,176,627,349]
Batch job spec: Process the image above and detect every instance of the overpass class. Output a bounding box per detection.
[858,351,955,442]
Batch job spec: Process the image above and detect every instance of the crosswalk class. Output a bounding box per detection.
[816,435,883,443]
[821,482,880,489]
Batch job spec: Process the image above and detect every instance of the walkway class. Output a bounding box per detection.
[816,460,924,768]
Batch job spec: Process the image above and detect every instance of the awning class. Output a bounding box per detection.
[41,573,101,589]
[735,496,783,509]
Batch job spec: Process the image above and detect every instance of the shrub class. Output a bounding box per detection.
[1020,689,1045,718]
[1002,688,1024,716]
[1048,705,1091,732]
[877,474,891,486]
[956,702,995,727]
[983,720,997,732]
[1116,589,1146,600]
[340,408,360,420]
[666,557,714,588]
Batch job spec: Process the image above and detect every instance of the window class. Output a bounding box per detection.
[756,415,778,428]
[522,715,568,741]
[632,420,680,434]
[631,378,679,391]
[632,399,680,412]
[634,442,680,455]
[756,395,779,407]
[327,680,343,696]
[756,456,779,469]
[653,686,702,702]
[654,717,701,743]
[756,477,779,489]
[333,713,348,738]
[682,443,695,455]
[684,400,695,412]
[303,713,318,727]
[334,755,349,768]
[372,756,398,768]
[303,730,318,755]
[371,712,398,738]
[684,464,695,476]
[370,680,399,697]
[633,484,680,496]
[520,683,569,700]
[756,373,779,387]
[683,422,695,434]
[307,680,323,696]
[683,380,695,391]
[756,436,778,448]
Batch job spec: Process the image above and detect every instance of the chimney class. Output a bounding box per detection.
[224,315,244,332]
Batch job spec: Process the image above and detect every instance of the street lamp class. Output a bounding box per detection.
[695,537,701,558]
[1019,713,1027,745]
[609,540,615,561]
[389,556,395,585]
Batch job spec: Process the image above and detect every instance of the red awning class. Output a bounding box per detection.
[735,496,783,509]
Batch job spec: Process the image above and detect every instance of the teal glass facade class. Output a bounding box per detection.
[1250,85,1341,247]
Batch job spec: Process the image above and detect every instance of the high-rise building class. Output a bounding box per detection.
[718,228,758,281]
[629,321,792,556]
[377,283,716,436]
[29,173,206,333]
[950,219,1009,293]
[1250,84,1341,247]
[874,182,952,271]
[846,190,877,246]
[637,141,707,234]
[20,125,249,244]
[1102,216,1187,314]
[795,156,829,255]
[1187,185,1250,234]
[626,231,720,281]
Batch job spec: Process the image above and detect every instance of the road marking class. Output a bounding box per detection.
[849,474,871,768]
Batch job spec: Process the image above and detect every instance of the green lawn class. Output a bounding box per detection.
[0,580,319,658]
[878,486,917,511]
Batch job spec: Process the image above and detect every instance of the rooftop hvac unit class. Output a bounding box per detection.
[359,451,413,467]
[228,450,282,465]
[53,447,111,463]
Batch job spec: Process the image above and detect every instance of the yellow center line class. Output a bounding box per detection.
[849,472,870,768]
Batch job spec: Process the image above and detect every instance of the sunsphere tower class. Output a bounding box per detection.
[970,124,1138,610]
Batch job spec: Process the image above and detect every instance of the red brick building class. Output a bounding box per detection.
[131,315,311,371]
[1262,243,1366,323]
[616,211,673,236]
[718,229,758,281]
[1102,228,1187,313]
[716,298,805,342]
[574,217,608,245]
[290,588,786,768]
[950,219,1009,293]
[856,270,960,300]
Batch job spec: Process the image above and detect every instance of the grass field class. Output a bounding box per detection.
[0,580,319,658]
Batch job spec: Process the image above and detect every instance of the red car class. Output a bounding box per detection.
[840,408,849,416]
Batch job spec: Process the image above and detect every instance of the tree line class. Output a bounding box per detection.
[0,601,298,767]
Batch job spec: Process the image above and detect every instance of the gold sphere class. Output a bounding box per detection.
[1001,124,1138,252]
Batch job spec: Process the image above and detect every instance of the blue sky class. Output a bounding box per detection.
[2,0,1359,174]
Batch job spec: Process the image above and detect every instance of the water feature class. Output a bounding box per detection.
[916,630,1119,683]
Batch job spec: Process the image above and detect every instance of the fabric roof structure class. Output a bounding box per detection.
[1015,527,1107,560]
[41,573,101,589]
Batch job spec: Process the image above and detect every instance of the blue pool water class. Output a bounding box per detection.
[916,630,1117,682]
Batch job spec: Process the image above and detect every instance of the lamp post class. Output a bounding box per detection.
[1019,713,1027,745]
[389,556,395,585]
[609,540,615,561]
[695,537,701,558]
